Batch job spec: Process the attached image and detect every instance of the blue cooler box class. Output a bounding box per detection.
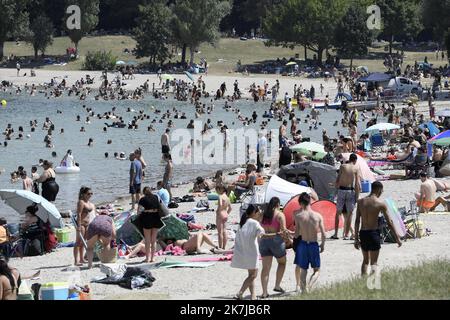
[40,282,69,300]
[361,180,371,193]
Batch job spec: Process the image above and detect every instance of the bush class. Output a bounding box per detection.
[83,50,117,70]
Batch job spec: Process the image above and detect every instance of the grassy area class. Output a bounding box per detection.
[2,36,448,74]
[289,259,450,300]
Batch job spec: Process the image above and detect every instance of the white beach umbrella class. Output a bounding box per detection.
[0,189,64,228]
[365,123,400,133]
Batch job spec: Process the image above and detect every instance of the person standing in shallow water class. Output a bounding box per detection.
[129,152,143,211]
[37,160,59,202]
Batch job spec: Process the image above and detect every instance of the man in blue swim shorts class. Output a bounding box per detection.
[293,193,326,294]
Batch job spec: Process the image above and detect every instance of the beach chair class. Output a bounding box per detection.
[370,134,385,152]
[379,216,397,243]
[403,201,422,239]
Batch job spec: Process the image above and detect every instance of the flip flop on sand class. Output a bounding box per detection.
[329,235,339,240]
[273,287,285,294]
[233,294,243,300]
[258,294,269,300]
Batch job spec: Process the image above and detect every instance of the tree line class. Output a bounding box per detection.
[0,0,449,66]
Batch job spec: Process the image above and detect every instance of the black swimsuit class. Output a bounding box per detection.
[41,176,59,202]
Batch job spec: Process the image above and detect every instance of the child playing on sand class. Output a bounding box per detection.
[216,185,232,250]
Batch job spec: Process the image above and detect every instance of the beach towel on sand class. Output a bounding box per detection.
[153,260,216,269]
[188,254,233,262]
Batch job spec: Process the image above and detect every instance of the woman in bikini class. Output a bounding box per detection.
[74,187,96,266]
[216,185,232,250]
[0,256,19,300]
[259,197,289,299]
[173,232,217,254]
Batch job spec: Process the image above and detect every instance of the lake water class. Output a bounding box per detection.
[0,93,372,222]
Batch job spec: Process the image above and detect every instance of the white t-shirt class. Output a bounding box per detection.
[231,219,265,270]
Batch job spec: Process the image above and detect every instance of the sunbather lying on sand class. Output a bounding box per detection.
[124,232,219,257]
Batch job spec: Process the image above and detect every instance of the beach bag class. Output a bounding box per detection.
[44,223,58,253]
[156,195,170,218]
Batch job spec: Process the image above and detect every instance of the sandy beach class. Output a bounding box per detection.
[7,163,450,300]
[1,68,450,300]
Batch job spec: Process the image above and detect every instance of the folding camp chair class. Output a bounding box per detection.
[370,134,385,153]
[239,186,265,218]
[379,216,395,243]
[403,201,422,239]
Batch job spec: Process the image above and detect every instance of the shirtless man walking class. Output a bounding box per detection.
[355,181,402,276]
[293,193,326,294]
[332,153,360,239]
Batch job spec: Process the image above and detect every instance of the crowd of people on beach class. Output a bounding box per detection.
[1,51,450,300]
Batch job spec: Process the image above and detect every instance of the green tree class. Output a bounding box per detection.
[422,0,450,45]
[0,0,30,60]
[133,3,172,66]
[264,0,349,65]
[376,0,422,54]
[334,6,373,72]
[64,0,100,53]
[28,15,54,59]
[171,0,231,65]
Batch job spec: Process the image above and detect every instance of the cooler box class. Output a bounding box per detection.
[55,228,71,243]
[40,282,69,300]
[361,180,371,193]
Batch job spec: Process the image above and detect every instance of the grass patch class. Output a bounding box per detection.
[289,259,450,300]
[2,36,448,74]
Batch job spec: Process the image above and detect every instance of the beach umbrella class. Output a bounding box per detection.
[365,123,400,133]
[161,74,174,81]
[427,130,450,146]
[115,60,126,65]
[0,189,64,228]
[290,142,326,160]
[157,214,189,241]
[435,109,450,118]
[184,71,194,81]
[286,61,298,66]
[127,61,138,66]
